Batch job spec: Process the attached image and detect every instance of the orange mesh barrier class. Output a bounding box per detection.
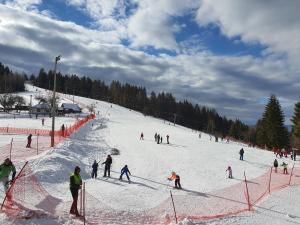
[1,162,299,225]
[0,114,95,162]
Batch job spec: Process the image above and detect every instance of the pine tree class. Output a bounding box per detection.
[257,95,289,149]
[291,101,300,148]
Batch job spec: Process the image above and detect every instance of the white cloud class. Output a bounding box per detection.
[0,3,299,123]
[196,0,300,68]
[4,0,42,11]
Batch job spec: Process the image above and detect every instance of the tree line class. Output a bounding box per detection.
[31,68,250,140]
[0,62,25,93]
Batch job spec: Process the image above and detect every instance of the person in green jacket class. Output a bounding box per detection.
[0,158,16,192]
[70,166,82,216]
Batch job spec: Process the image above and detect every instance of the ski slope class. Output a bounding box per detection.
[0,85,299,225]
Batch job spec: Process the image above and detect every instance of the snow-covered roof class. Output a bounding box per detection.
[61,103,81,111]
[32,103,51,109]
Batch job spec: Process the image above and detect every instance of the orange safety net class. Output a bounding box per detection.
[0,114,95,162]
[1,162,299,225]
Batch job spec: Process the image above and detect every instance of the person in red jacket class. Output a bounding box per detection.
[168,172,182,189]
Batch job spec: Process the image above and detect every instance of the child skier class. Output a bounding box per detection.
[168,172,182,189]
[273,159,278,173]
[91,160,98,178]
[26,134,32,148]
[226,166,233,179]
[119,165,131,183]
[281,162,288,174]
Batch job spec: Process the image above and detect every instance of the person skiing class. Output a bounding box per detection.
[69,166,82,216]
[199,132,201,139]
[281,162,288,174]
[42,118,45,126]
[26,134,32,148]
[168,172,182,189]
[226,166,233,179]
[102,155,112,177]
[0,158,16,192]
[119,165,131,183]
[154,133,157,142]
[157,134,160,144]
[239,148,244,161]
[160,136,163,144]
[273,159,278,173]
[61,124,65,137]
[91,160,98,179]
[166,135,169,144]
[293,149,297,161]
[140,132,144,140]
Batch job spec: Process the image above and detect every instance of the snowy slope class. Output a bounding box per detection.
[0,85,299,225]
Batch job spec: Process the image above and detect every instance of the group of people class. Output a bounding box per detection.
[273,147,297,161]
[154,133,170,144]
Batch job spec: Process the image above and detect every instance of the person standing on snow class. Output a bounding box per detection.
[91,160,98,178]
[160,136,163,144]
[119,165,131,182]
[102,155,112,177]
[140,132,144,140]
[0,158,16,192]
[166,135,170,144]
[42,118,45,126]
[69,166,82,217]
[226,166,233,179]
[154,133,157,142]
[26,134,32,148]
[168,172,182,189]
[281,162,288,174]
[273,159,278,173]
[157,134,160,144]
[239,148,244,161]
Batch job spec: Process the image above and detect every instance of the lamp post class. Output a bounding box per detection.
[51,55,61,147]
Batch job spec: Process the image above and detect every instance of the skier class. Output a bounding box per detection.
[273,159,278,173]
[69,166,82,216]
[140,132,144,140]
[102,155,112,177]
[160,136,163,144]
[293,149,297,161]
[42,118,45,126]
[239,148,244,161]
[166,135,169,144]
[154,133,157,142]
[26,134,32,148]
[119,165,131,183]
[168,172,182,189]
[0,158,16,192]
[199,132,201,139]
[281,162,288,174]
[226,166,233,179]
[91,160,98,179]
[157,134,160,144]
[61,124,65,137]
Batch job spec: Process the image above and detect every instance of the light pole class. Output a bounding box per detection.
[51,55,61,147]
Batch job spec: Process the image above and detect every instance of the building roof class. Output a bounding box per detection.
[61,103,81,111]
[32,103,51,109]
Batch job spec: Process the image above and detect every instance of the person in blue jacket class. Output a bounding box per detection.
[119,165,131,182]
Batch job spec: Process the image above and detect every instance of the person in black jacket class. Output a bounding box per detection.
[91,160,98,178]
[102,155,112,177]
[69,166,82,216]
[239,148,244,160]
[273,159,278,173]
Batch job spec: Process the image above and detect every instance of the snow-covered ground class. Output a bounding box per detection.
[0,85,299,225]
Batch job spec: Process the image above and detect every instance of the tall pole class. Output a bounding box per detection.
[51,55,61,147]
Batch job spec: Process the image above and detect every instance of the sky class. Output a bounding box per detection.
[0,0,299,124]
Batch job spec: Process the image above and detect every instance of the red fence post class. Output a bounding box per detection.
[288,163,295,185]
[244,171,251,211]
[9,138,13,161]
[36,134,39,155]
[268,167,272,194]
[170,190,178,224]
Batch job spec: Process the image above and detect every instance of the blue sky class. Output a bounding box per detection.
[0,0,299,124]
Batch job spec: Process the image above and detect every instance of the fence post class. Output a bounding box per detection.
[170,190,178,224]
[244,171,251,211]
[83,182,86,225]
[288,163,295,185]
[268,167,272,194]
[9,138,13,161]
[36,134,39,155]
